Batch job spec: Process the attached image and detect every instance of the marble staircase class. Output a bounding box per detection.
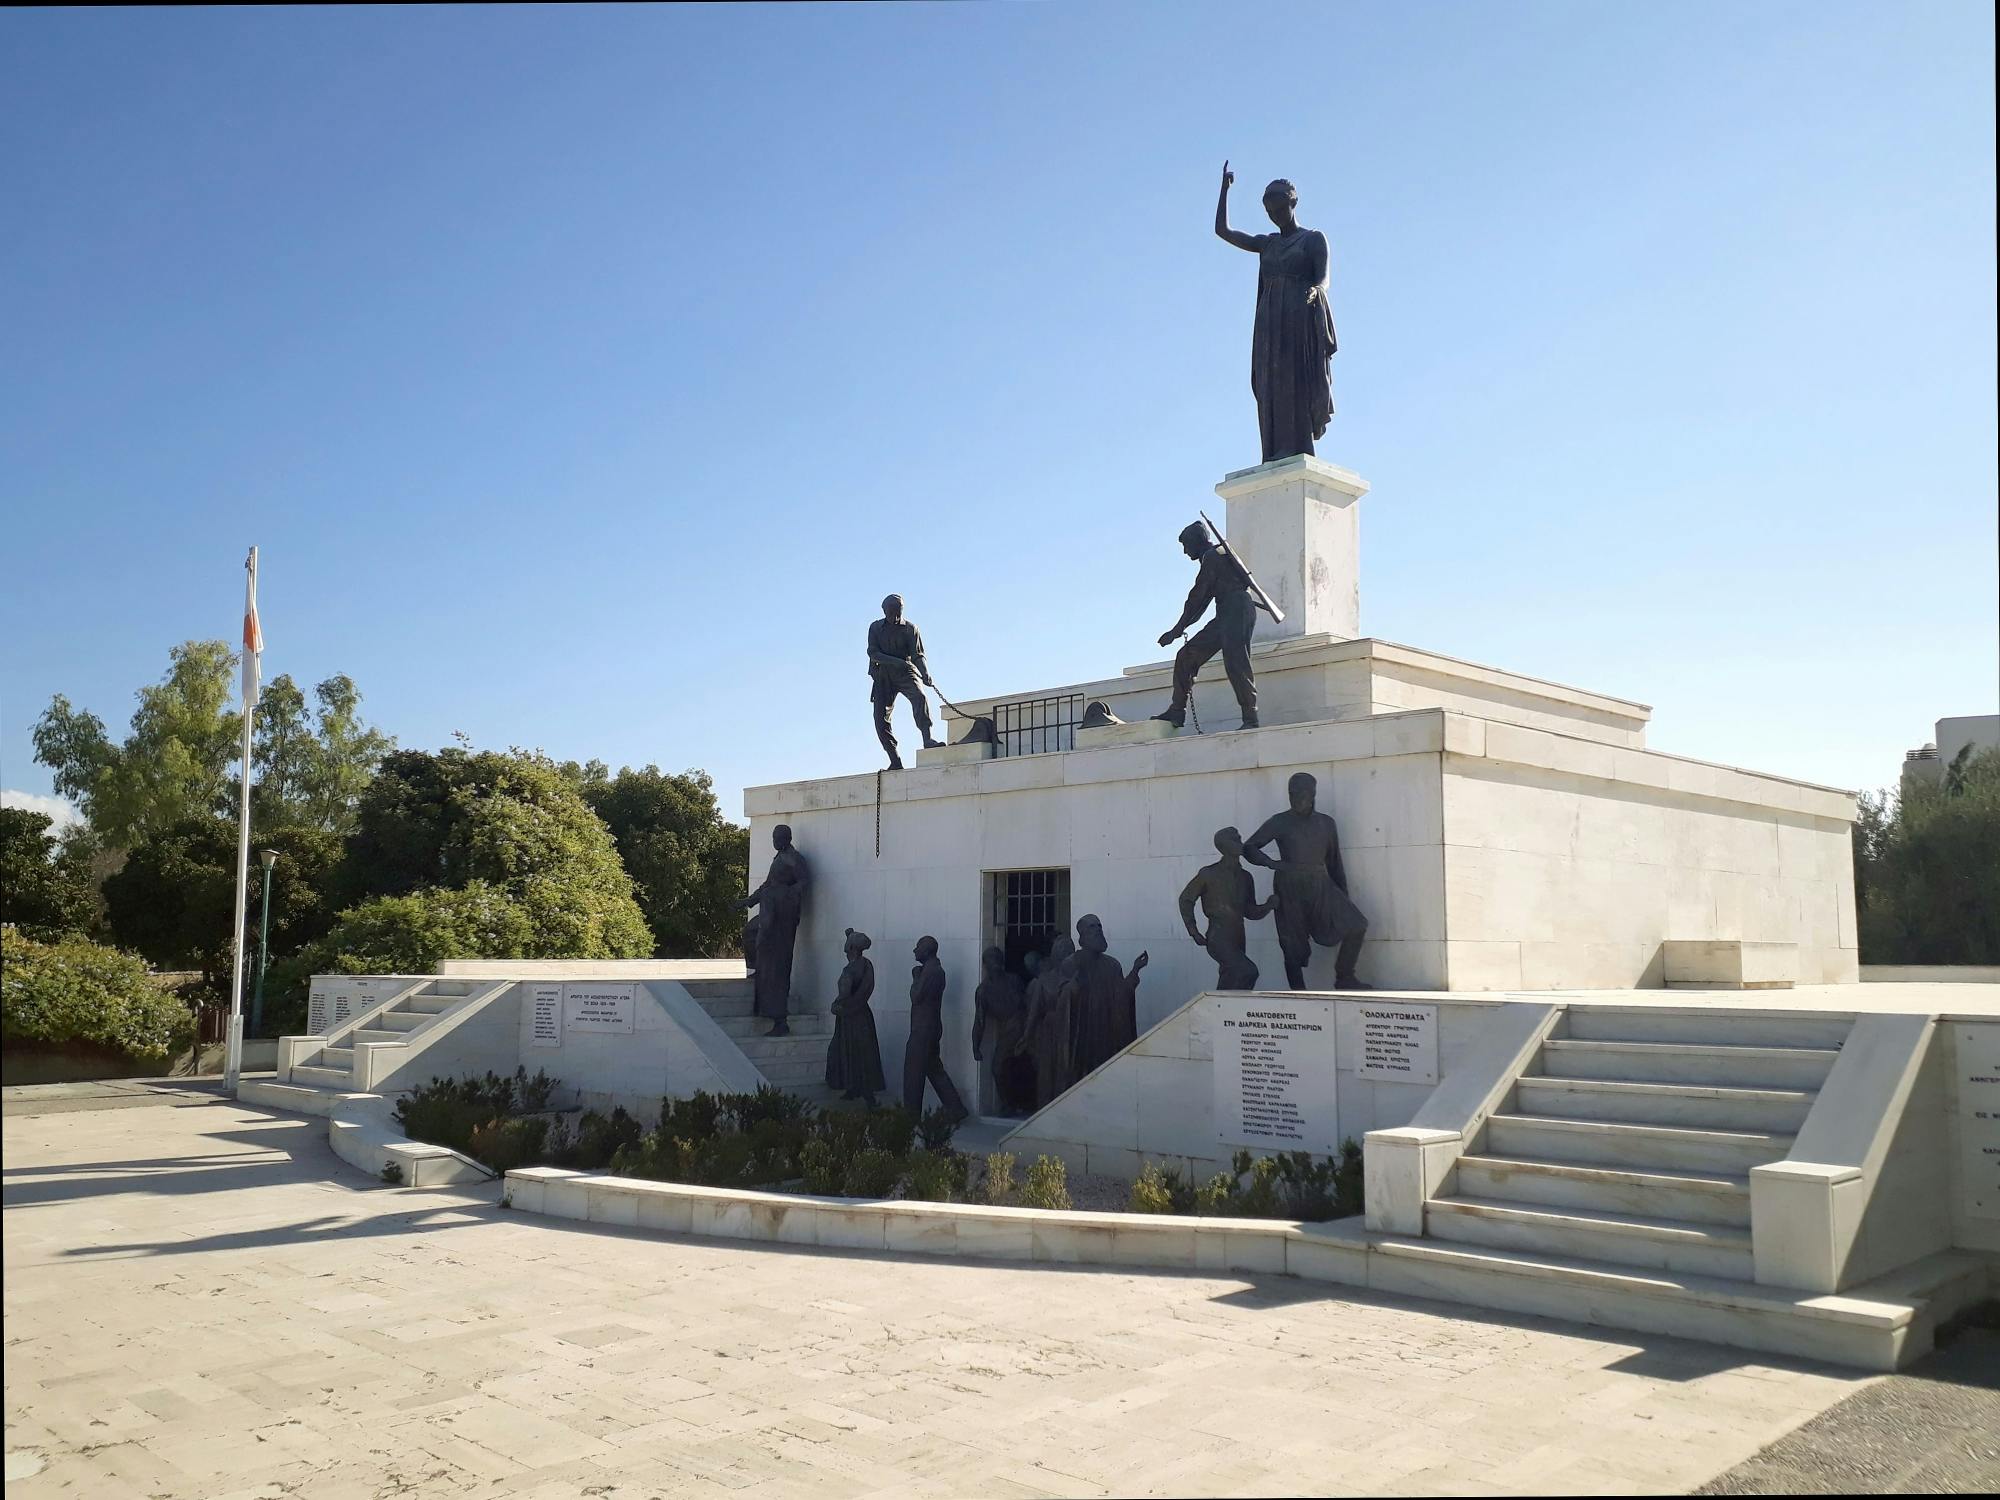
[1426,1005,1849,1279]
[280,978,493,1097]
[680,977,839,1103]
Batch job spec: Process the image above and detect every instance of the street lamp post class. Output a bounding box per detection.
[251,849,279,1040]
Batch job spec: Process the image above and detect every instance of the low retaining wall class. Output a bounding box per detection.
[503,1167,1343,1275]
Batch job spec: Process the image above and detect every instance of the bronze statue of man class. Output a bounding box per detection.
[1179,826,1275,990]
[1068,914,1148,1079]
[903,935,969,1122]
[1243,772,1369,990]
[1215,161,1336,463]
[1152,521,1259,730]
[868,594,941,769]
[736,825,809,1033]
[971,946,1033,1114]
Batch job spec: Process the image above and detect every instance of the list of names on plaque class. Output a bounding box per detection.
[528,983,563,1048]
[1335,1002,1439,1085]
[1213,998,1340,1153]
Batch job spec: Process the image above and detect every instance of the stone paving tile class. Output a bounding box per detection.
[3,1089,1875,1497]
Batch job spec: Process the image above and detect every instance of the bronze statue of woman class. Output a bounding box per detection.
[1215,161,1337,463]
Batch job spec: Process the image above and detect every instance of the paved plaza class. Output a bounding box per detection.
[0,1083,1943,1497]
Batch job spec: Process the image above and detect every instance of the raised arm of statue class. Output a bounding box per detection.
[1214,159,1261,253]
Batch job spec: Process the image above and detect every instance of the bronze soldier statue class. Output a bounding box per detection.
[1179,826,1275,990]
[1243,772,1368,990]
[868,594,942,769]
[1214,161,1337,463]
[902,936,969,1122]
[1153,521,1260,731]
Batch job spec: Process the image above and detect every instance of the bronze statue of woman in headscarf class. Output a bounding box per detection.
[1215,161,1337,463]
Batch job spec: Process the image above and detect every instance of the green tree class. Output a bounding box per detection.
[1855,746,2000,965]
[31,642,393,849]
[584,766,750,957]
[33,640,240,848]
[304,748,651,979]
[0,808,99,939]
[254,673,395,833]
[101,818,342,995]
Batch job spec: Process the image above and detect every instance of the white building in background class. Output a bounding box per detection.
[1902,714,2000,791]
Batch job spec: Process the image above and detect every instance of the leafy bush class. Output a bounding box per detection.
[1129,1161,1199,1215]
[981,1152,1017,1205]
[546,1108,642,1170]
[842,1148,903,1198]
[916,1106,960,1153]
[1,930,197,1064]
[799,1138,844,1195]
[1020,1155,1072,1211]
[393,1067,560,1161]
[1189,1145,1364,1222]
[903,1149,970,1203]
[467,1116,550,1173]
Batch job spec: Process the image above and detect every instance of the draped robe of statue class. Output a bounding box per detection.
[1069,950,1143,1081]
[825,953,885,1100]
[1022,939,1078,1106]
[743,844,808,1022]
[1249,226,1337,462]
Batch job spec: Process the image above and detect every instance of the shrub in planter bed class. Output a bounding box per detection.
[1,930,197,1066]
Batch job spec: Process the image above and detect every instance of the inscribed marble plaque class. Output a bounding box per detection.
[1336,1002,1438,1085]
[1953,1021,2000,1225]
[563,983,637,1034]
[1214,997,1340,1153]
[529,983,563,1048]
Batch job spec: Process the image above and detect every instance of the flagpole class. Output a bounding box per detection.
[224,546,259,1092]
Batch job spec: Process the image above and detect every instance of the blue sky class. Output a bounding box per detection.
[3,2,1994,829]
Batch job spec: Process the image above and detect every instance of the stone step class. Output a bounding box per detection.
[352,1029,403,1047]
[317,1046,354,1070]
[1514,1076,1816,1133]
[757,1056,831,1086]
[238,1079,352,1117]
[714,1012,830,1041]
[292,1064,353,1089]
[1426,1196,1756,1280]
[405,995,462,1015]
[1564,1006,1851,1051]
[1538,1038,1840,1090]
[682,978,756,1003]
[735,1035,835,1066]
[1484,1113,1794,1174]
[1453,1154,1751,1228]
[377,1010,430,1032]
[424,980,485,998]
[1360,1237,1987,1371]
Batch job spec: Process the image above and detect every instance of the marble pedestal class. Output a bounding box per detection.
[1217,454,1369,643]
[917,740,996,766]
[1075,718,1178,750]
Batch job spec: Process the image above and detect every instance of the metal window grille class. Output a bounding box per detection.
[991,869,1071,969]
[990,693,1085,757]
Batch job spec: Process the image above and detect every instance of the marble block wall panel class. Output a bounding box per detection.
[1441,745,1857,991]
